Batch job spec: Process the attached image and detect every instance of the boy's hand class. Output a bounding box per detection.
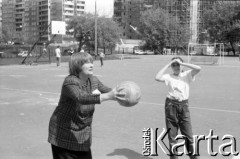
[168,59,178,67]
[175,59,183,65]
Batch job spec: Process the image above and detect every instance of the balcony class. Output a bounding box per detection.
[77,0,85,5]
[16,9,24,12]
[16,24,23,31]
[39,16,48,22]
[39,0,48,6]
[39,11,48,16]
[64,0,74,5]
[64,11,74,16]
[39,6,49,11]
[114,1,124,7]
[64,5,74,10]
[16,28,23,31]
[16,0,24,5]
[16,0,23,3]
[39,22,48,26]
[76,5,84,10]
[16,19,23,22]
[15,4,24,9]
[16,21,23,25]
[64,15,74,20]
[114,6,125,12]
[15,14,23,18]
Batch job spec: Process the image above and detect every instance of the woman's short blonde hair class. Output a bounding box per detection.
[69,52,93,76]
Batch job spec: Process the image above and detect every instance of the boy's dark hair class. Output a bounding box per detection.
[171,57,183,62]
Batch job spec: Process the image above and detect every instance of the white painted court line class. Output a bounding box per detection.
[54,75,102,77]
[54,75,67,77]
[0,87,60,95]
[189,106,240,114]
[140,101,240,114]
[1,87,240,114]
[0,75,26,77]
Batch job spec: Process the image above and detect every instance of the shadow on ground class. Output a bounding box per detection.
[107,148,153,159]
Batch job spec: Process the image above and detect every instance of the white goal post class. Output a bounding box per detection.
[188,43,225,65]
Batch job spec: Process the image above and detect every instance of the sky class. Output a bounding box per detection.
[85,0,114,18]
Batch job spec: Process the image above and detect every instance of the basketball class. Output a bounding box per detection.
[116,81,141,107]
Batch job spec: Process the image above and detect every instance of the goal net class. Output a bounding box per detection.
[187,43,224,65]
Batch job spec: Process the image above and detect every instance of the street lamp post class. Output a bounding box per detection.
[95,0,98,56]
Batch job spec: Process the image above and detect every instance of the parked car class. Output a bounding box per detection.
[18,51,32,57]
[145,50,154,55]
[0,51,4,58]
[134,49,145,55]
[63,49,74,56]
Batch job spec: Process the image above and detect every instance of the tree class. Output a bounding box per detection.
[139,8,189,54]
[97,17,122,53]
[0,27,31,45]
[203,2,240,55]
[0,28,15,43]
[67,14,95,52]
[67,14,122,53]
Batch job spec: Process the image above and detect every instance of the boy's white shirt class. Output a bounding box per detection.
[55,48,61,57]
[100,52,105,58]
[162,70,195,101]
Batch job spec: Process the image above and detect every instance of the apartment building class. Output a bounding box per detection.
[51,0,87,44]
[114,0,240,43]
[0,0,2,35]
[1,0,87,44]
[114,0,154,39]
[23,0,39,43]
[39,0,87,44]
[2,0,16,41]
[0,0,2,37]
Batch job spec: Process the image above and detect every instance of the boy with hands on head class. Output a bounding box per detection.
[155,57,201,159]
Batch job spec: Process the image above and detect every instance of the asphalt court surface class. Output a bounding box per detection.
[0,55,240,159]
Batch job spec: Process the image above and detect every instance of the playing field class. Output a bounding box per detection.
[0,55,239,159]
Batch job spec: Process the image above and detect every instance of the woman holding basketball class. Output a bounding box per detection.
[48,52,124,159]
[155,57,201,159]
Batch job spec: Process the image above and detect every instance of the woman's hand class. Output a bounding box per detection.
[100,88,126,102]
[109,88,126,101]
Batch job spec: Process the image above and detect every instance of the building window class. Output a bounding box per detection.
[16,28,22,31]
[66,5,74,8]
[77,11,84,14]
[76,6,84,9]
[16,4,23,7]
[77,1,85,4]
[65,10,73,14]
